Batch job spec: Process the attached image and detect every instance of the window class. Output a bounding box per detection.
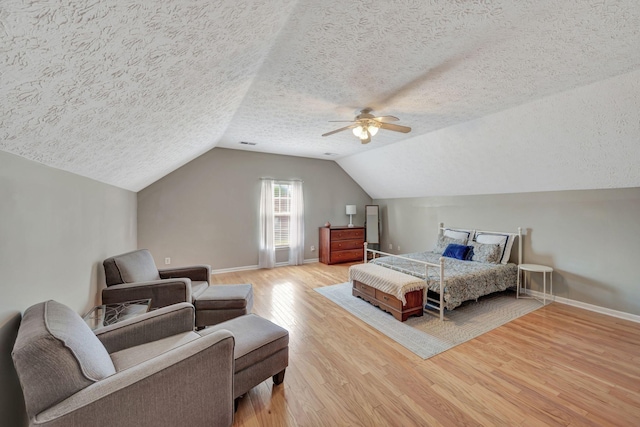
[273,183,292,247]
[259,179,304,268]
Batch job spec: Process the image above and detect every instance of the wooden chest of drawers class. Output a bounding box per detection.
[319,226,365,265]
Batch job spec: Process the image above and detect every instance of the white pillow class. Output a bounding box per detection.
[474,232,515,264]
[443,228,474,244]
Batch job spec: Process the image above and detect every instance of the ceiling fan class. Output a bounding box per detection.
[322,108,411,144]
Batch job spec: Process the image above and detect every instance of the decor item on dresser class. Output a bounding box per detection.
[351,223,522,321]
[346,204,356,227]
[319,226,365,264]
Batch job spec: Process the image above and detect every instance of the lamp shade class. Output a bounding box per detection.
[346,205,356,215]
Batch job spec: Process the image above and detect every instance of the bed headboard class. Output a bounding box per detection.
[438,222,522,265]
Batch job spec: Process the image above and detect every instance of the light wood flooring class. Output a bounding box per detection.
[210,262,640,426]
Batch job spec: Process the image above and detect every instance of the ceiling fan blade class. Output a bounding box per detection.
[379,123,412,133]
[373,115,399,122]
[328,120,357,122]
[322,124,358,137]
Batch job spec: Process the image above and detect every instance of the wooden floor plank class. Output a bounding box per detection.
[210,263,640,427]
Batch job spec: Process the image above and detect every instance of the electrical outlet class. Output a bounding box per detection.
[388,243,393,250]
[310,245,315,251]
[164,257,171,265]
[397,245,401,251]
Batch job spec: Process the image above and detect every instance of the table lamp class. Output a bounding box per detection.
[346,205,356,227]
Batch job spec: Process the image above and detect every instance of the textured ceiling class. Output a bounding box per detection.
[2,0,640,192]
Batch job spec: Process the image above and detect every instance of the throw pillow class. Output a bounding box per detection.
[469,241,501,263]
[442,243,471,260]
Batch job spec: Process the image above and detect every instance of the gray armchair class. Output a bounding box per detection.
[102,249,211,309]
[102,249,254,328]
[12,301,234,427]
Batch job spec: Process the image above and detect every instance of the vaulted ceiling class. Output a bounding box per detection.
[2,1,640,195]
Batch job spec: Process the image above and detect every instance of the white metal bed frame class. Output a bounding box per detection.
[363,222,523,321]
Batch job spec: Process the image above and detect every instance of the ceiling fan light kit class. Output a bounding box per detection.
[352,123,379,137]
[322,108,411,144]
[352,123,379,144]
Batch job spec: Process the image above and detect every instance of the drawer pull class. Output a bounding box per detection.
[383,296,389,301]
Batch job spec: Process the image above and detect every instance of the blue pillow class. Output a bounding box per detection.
[442,243,471,260]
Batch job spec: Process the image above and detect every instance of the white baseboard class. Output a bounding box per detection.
[211,258,320,275]
[211,264,260,274]
[519,288,640,324]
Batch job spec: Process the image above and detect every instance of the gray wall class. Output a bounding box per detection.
[375,187,640,316]
[138,148,372,270]
[0,151,137,425]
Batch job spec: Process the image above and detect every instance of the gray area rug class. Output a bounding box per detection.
[314,282,543,359]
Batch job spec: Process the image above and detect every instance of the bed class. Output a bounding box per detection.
[350,223,522,321]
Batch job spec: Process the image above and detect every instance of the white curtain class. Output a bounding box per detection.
[288,181,305,265]
[258,179,275,269]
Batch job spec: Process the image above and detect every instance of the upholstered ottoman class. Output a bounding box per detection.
[203,314,289,409]
[194,284,254,328]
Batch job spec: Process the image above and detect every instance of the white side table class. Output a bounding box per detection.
[517,264,553,305]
